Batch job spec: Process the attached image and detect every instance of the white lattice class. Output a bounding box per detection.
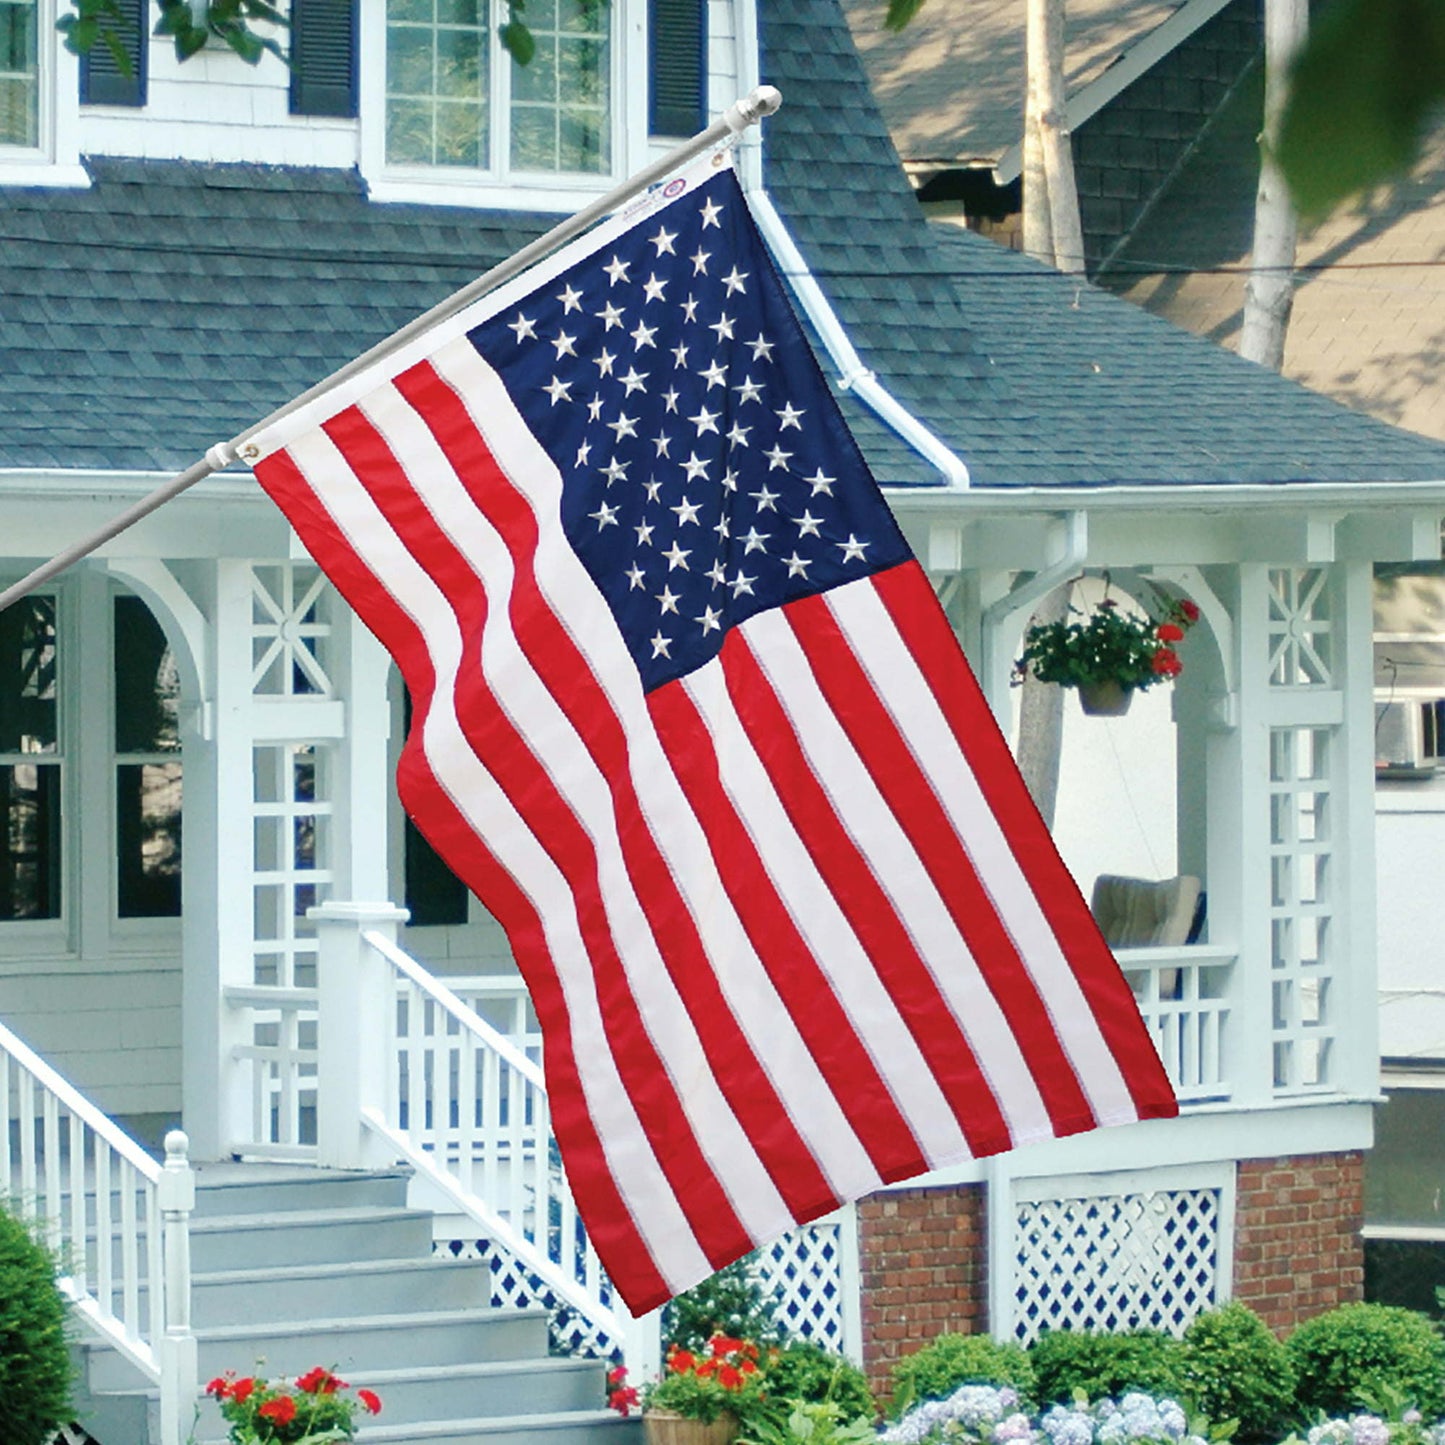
[754,1221,847,1353]
[1267,568,1333,687]
[51,1428,100,1445]
[251,563,334,697]
[1012,1187,1221,1344]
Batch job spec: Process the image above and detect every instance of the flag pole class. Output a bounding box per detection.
[0,86,782,615]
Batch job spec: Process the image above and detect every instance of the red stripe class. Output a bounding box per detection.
[649,662,931,1183]
[317,396,756,1272]
[783,587,1101,1138]
[873,562,1180,1122]
[252,447,673,1311]
[392,361,841,1227]
[720,625,1013,1159]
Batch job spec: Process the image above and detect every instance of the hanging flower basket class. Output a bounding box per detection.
[1078,678,1133,716]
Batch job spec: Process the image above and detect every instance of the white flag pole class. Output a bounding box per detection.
[0,86,782,615]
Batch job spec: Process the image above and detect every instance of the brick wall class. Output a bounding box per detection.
[1233,1151,1365,1333]
[856,1184,988,1403]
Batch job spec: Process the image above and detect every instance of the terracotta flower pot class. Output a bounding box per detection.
[1078,679,1133,716]
[644,1410,740,1445]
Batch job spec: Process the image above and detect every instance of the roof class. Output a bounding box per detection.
[3,0,1445,489]
[839,0,1182,167]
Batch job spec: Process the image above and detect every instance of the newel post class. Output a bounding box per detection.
[157,1130,197,1445]
[311,901,410,1169]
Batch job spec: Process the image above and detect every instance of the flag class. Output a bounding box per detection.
[249,153,1178,1315]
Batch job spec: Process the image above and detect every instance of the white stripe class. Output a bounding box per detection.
[354,380,794,1245]
[428,337,886,1205]
[742,604,1054,1143]
[681,652,971,1167]
[281,424,713,1292]
[827,579,1141,1123]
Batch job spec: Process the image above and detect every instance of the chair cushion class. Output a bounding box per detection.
[1090,874,1203,948]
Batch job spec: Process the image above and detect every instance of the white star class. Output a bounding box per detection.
[508,313,537,342]
[729,570,756,598]
[607,412,639,441]
[690,405,720,436]
[764,444,793,471]
[722,266,748,296]
[650,225,678,255]
[681,295,700,322]
[662,387,681,414]
[700,197,724,228]
[601,457,629,484]
[697,606,723,635]
[708,314,736,342]
[662,541,692,571]
[551,330,578,358]
[587,394,605,421]
[747,334,776,362]
[750,484,779,512]
[575,439,592,466]
[671,342,690,368]
[726,423,751,448]
[838,534,870,562]
[741,527,770,554]
[775,402,805,430]
[642,274,667,303]
[542,376,572,405]
[795,510,823,537]
[653,432,673,457]
[594,348,616,377]
[672,496,702,526]
[625,563,647,590]
[720,468,739,492]
[804,468,836,496]
[706,559,728,586]
[691,247,711,276]
[603,255,631,286]
[682,452,710,482]
[713,514,731,540]
[734,376,764,405]
[643,477,664,502]
[650,631,671,658]
[595,300,625,330]
[620,367,649,395]
[631,319,658,350]
[589,501,619,529]
[557,284,583,314]
[635,520,655,546]
[656,585,681,614]
[700,359,727,389]
[784,552,812,578]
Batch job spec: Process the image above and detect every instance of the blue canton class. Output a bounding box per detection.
[468,168,911,693]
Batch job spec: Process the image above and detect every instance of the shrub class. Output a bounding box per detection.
[663,1256,784,1354]
[765,1340,875,1422]
[1179,1302,1295,1442]
[1029,1329,1185,1407]
[890,1334,1036,1416]
[1288,1303,1445,1420]
[0,1206,71,1445]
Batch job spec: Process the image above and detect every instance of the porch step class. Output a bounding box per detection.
[73,1166,635,1445]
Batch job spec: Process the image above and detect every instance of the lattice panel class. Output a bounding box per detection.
[754,1220,847,1353]
[1012,1187,1221,1344]
[251,563,334,697]
[52,1428,100,1445]
[1267,568,1333,687]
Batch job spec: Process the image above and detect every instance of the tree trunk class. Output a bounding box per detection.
[1025,0,1086,275]
[1015,585,1071,829]
[1239,0,1308,369]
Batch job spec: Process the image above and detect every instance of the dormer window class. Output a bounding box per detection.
[0,0,37,147]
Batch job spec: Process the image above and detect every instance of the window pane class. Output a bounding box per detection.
[116,763,182,918]
[0,594,56,755]
[114,597,180,754]
[386,1,489,168]
[0,0,36,148]
[0,762,59,920]
[510,2,609,174]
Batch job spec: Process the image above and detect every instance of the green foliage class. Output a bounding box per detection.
[889,1334,1036,1417]
[1179,1303,1296,1444]
[739,1400,878,1445]
[1028,1329,1186,1408]
[56,0,135,73]
[1287,1303,1445,1420]
[663,1256,784,1355]
[645,1338,769,1427]
[155,0,287,65]
[0,1207,72,1445]
[1015,593,1197,694]
[1278,0,1445,217]
[765,1340,875,1422]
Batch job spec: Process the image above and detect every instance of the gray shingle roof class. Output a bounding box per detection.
[3,0,1445,487]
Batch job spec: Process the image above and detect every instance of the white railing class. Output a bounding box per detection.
[224,984,318,1158]
[0,1019,195,1445]
[1116,944,1235,1103]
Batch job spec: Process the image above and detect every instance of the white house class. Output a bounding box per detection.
[5,1,1445,1442]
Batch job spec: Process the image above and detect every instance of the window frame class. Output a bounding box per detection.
[0,0,86,186]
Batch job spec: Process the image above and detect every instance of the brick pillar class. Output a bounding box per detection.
[1233,1151,1365,1332]
[857,1184,988,1405]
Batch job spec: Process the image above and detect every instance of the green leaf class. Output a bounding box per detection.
[499,18,536,64]
[216,21,266,63]
[882,0,928,32]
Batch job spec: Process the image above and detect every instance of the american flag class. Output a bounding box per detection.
[250,155,1177,1314]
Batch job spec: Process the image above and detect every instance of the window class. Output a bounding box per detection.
[383,0,610,176]
[0,595,59,920]
[0,0,38,146]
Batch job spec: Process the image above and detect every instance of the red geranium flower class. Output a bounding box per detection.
[1180,599,1200,622]
[1157,622,1184,642]
[717,1364,743,1390]
[609,1385,640,1416]
[668,1348,697,1375]
[296,1366,346,1395]
[1152,648,1182,676]
[607,1366,628,1387]
[710,1335,746,1357]
[259,1396,297,1425]
[230,1379,255,1404]
[205,1376,231,1400]
[358,1388,383,1415]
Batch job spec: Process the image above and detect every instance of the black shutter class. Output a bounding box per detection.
[290,0,357,119]
[649,0,705,136]
[80,0,148,108]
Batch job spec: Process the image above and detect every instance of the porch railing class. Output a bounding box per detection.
[0,1018,196,1445]
[1115,944,1235,1103]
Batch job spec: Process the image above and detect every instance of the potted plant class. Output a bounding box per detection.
[205,1366,381,1443]
[643,1335,769,1445]
[1015,589,1201,715]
